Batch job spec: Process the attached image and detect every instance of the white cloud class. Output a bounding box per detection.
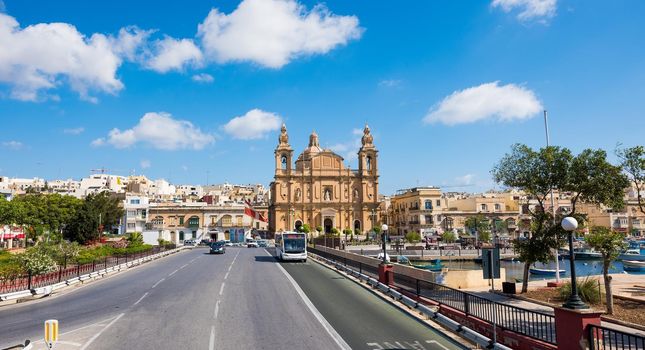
[492,0,557,21]
[96,112,214,150]
[108,26,152,61]
[63,127,85,135]
[455,174,475,186]
[140,159,151,169]
[0,13,127,101]
[197,0,363,68]
[145,37,203,73]
[2,140,22,150]
[192,73,214,83]
[423,81,542,126]
[222,109,282,140]
[90,138,105,147]
[328,128,364,162]
[378,79,402,88]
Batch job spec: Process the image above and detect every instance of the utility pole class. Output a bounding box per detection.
[544,110,561,283]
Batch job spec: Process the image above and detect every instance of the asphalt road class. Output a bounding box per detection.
[276,250,466,350]
[1,247,467,350]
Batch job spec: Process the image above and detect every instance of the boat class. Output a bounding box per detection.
[529,267,565,276]
[559,248,602,260]
[618,249,645,261]
[623,260,645,272]
[398,256,443,271]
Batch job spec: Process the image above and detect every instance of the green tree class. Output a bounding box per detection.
[64,192,124,244]
[585,227,627,314]
[298,224,311,234]
[465,215,490,234]
[405,231,421,244]
[493,144,629,293]
[492,144,573,293]
[330,227,340,236]
[616,145,645,214]
[441,231,456,244]
[478,231,491,243]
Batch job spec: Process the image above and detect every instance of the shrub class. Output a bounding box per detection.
[17,246,57,275]
[127,232,144,245]
[558,277,601,304]
[315,226,323,233]
[406,231,421,244]
[331,227,340,235]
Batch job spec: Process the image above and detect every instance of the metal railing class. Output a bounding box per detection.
[310,246,557,345]
[0,247,166,294]
[588,324,645,350]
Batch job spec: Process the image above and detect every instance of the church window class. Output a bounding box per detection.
[281,155,287,170]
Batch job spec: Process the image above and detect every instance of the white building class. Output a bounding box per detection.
[119,195,149,234]
[79,174,127,196]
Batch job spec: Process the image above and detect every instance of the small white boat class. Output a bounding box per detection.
[623,260,645,272]
[618,249,645,261]
[529,267,566,276]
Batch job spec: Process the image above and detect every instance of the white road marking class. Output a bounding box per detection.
[227,264,232,272]
[425,340,451,350]
[152,278,165,289]
[268,249,350,350]
[54,341,83,346]
[224,271,229,280]
[219,282,225,296]
[133,292,148,306]
[209,325,215,350]
[79,313,124,350]
[180,263,189,269]
[214,300,220,319]
[169,269,179,277]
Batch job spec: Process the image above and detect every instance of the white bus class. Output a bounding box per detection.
[275,232,307,262]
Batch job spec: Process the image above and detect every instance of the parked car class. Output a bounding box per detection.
[224,240,232,246]
[183,240,196,246]
[247,240,259,248]
[257,240,268,248]
[210,241,226,254]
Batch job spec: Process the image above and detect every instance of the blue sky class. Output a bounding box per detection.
[1,0,644,194]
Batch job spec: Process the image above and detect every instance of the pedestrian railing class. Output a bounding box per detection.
[310,246,557,345]
[588,324,645,350]
[0,247,166,294]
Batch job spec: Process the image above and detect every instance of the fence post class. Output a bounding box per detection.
[92,260,96,272]
[77,263,80,277]
[58,265,62,283]
[105,257,108,270]
[27,271,32,290]
[359,262,362,275]
[464,293,470,316]
[416,279,421,298]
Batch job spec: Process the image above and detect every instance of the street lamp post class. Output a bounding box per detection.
[381,224,388,264]
[561,217,588,309]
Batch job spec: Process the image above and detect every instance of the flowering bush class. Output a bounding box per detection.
[18,246,57,275]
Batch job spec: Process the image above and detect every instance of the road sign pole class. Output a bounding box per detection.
[489,251,497,346]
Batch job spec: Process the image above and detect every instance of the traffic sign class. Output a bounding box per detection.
[44,319,58,349]
[482,248,500,279]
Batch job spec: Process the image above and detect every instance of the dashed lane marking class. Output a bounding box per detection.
[209,325,215,350]
[224,271,229,280]
[219,283,225,296]
[214,300,220,319]
[169,269,179,277]
[152,278,165,289]
[133,292,148,306]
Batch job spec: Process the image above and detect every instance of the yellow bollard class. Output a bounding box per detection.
[44,319,58,349]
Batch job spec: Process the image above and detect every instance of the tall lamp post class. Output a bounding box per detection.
[381,224,388,264]
[561,217,588,309]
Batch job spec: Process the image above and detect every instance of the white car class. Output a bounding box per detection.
[247,240,259,248]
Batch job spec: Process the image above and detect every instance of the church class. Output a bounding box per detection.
[269,124,380,234]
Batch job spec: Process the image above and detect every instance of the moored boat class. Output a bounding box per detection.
[623,260,645,272]
[529,267,565,276]
[618,249,645,261]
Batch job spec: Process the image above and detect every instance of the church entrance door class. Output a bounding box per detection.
[324,218,333,234]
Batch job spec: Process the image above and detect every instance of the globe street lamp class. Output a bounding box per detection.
[561,217,588,309]
[381,224,388,264]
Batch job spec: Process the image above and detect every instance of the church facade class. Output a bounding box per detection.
[269,124,380,234]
